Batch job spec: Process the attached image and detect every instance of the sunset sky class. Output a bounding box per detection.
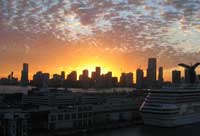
[0,0,200,81]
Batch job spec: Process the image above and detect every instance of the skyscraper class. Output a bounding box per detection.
[61,71,65,80]
[67,71,77,81]
[120,72,133,87]
[158,66,164,82]
[96,67,101,77]
[83,69,89,79]
[172,70,181,84]
[20,63,29,86]
[136,68,144,89]
[147,58,157,82]
[185,69,190,83]
[80,69,90,88]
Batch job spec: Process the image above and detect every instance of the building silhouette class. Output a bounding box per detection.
[61,71,65,80]
[20,63,29,86]
[32,71,50,88]
[65,71,78,88]
[61,71,65,87]
[32,71,43,87]
[136,68,144,89]
[67,71,77,82]
[120,72,133,87]
[104,72,113,88]
[96,67,101,78]
[172,70,181,84]
[184,69,190,84]
[79,69,90,88]
[158,67,164,83]
[41,73,49,88]
[147,58,157,82]
[82,69,89,79]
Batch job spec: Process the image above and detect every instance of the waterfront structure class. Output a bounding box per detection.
[20,63,29,86]
[0,109,28,136]
[48,105,94,129]
[1,87,146,135]
[23,89,78,106]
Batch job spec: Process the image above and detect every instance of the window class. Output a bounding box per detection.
[49,123,55,129]
[78,107,82,111]
[65,114,70,120]
[78,113,82,119]
[88,112,92,117]
[51,115,56,121]
[58,114,63,121]
[72,113,76,119]
[83,113,87,118]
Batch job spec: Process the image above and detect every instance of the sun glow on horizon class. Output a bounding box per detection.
[67,63,122,79]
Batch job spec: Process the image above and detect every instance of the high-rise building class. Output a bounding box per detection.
[136,68,144,89]
[106,72,112,78]
[120,72,133,87]
[127,72,134,86]
[105,72,113,88]
[20,63,29,86]
[53,74,61,80]
[185,69,190,83]
[61,71,65,80]
[79,69,90,88]
[91,72,96,80]
[158,67,164,82]
[95,67,101,77]
[82,69,89,79]
[172,70,181,84]
[67,71,77,81]
[32,71,43,87]
[147,58,157,82]
[43,73,50,88]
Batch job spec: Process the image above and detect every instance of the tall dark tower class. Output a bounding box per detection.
[147,58,157,82]
[20,63,29,86]
[184,69,190,84]
[172,70,181,84]
[61,71,65,80]
[96,67,101,77]
[158,67,164,82]
[136,68,144,89]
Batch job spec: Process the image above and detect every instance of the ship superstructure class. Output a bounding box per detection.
[140,86,200,127]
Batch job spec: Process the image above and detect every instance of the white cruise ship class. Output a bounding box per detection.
[140,86,200,127]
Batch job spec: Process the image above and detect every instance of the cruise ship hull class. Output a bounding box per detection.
[143,113,200,127]
[140,88,200,127]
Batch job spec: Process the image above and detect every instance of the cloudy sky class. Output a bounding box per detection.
[0,0,200,80]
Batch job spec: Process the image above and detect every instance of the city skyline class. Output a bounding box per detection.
[1,60,200,82]
[1,58,200,84]
[0,0,200,81]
